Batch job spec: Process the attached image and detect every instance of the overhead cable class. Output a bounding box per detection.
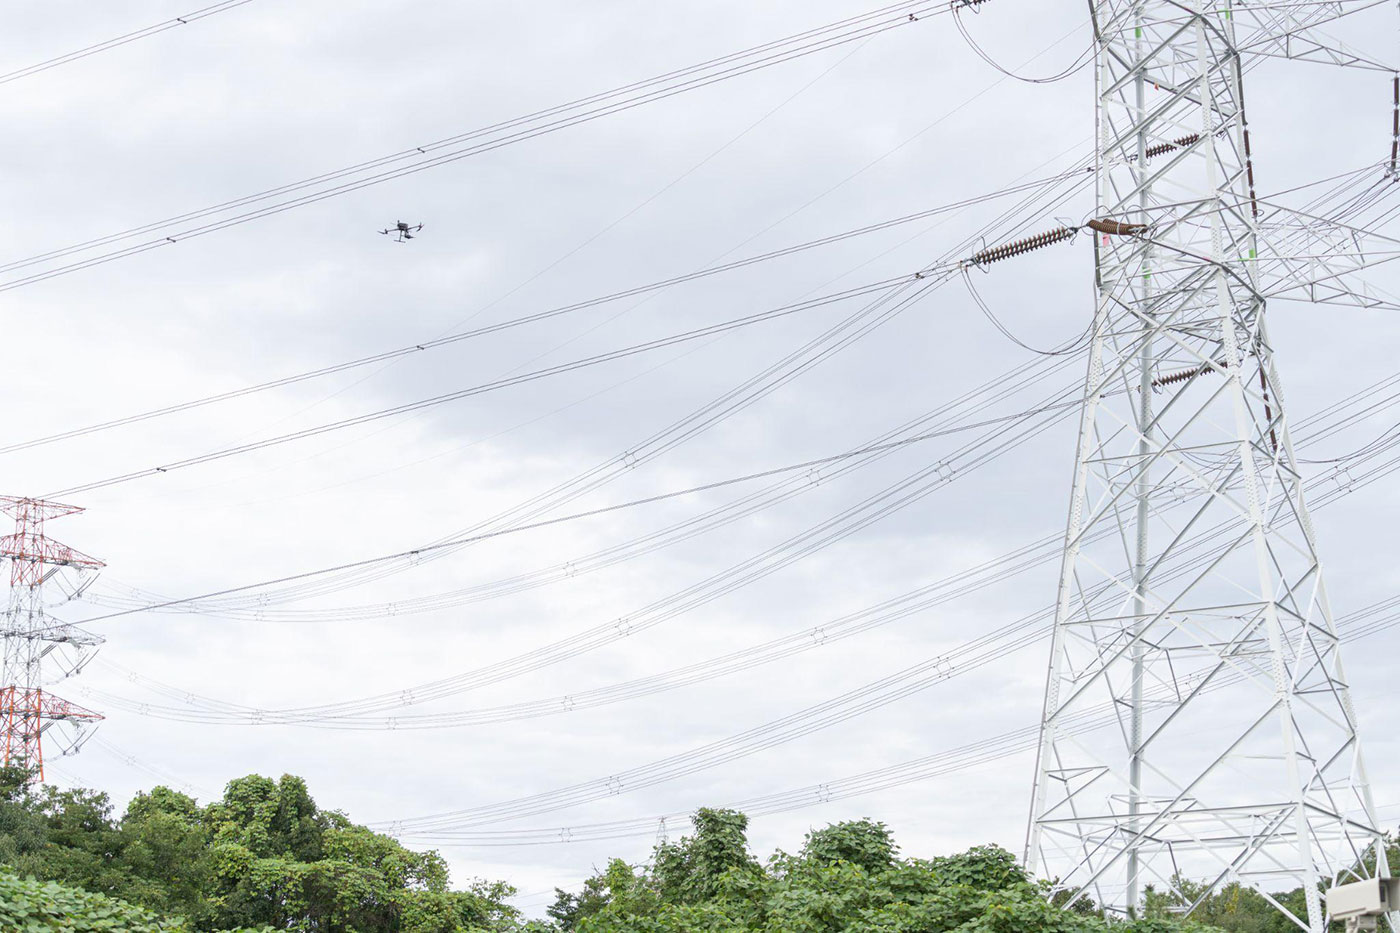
[0,0,962,292]
[45,275,929,498]
[89,364,1400,727]
[0,169,1090,460]
[372,449,1400,833]
[80,350,1070,637]
[0,1,255,87]
[951,3,1095,84]
[396,592,1400,846]
[70,147,1096,622]
[87,356,1079,622]
[90,379,1087,725]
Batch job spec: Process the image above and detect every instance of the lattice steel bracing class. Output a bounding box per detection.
[0,497,103,782]
[1026,3,1391,930]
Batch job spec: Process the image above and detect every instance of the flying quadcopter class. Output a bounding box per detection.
[379,220,424,242]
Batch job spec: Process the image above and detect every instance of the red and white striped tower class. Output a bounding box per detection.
[0,497,103,781]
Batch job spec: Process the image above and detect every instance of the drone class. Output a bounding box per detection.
[379,221,424,242]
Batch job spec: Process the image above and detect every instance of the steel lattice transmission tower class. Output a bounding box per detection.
[0,497,103,782]
[1026,3,1392,930]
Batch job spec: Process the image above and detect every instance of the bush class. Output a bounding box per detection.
[0,870,191,932]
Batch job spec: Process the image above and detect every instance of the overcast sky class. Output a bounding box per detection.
[3,0,1400,916]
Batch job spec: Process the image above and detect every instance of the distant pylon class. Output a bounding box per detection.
[0,497,103,781]
[1026,4,1390,932]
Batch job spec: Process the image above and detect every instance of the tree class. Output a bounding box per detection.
[0,771,520,933]
[800,819,897,874]
[14,783,132,900]
[0,763,45,865]
[0,870,193,933]
[651,807,759,906]
[562,807,1224,933]
[925,843,1028,891]
[119,788,212,925]
[198,773,522,932]
[547,873,615,932]
[1143,877,1322,933]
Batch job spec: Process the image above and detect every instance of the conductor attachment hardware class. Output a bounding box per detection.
[1143,133,1201,160]
[968,226,1078,266]
[1087,218,1149,237]
[1151,360,1226,390]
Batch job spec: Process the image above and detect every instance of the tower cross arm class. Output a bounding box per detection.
[35,691,103,723]
[0,534,105,571]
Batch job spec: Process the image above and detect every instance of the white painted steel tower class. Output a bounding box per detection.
[1026,3,1392,930]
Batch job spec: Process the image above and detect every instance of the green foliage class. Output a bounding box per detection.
[1129,835,1400,933]
[799,819,897,874]
[0,870,184,933]
[550,861,658,933]
[552,808,1224,933]
[0,869,278,933]
[1143,876,1328,933]
[1,766,1350,933]
[547,875,611,932]
[651,808,759,906]
[0,765,46,865]
[0,770,518,933]
[925,843,1029,891]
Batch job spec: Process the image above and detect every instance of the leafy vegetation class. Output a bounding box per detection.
[1137,840,1400,933]
[0,766,519,932]
[547,807,1221,933]
[0,870,193,933]
[2,767,1389,933]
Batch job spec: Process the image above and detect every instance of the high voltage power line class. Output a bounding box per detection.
[366,447,1400,834]
[37,148,1101,502]
[6,7,1400,907]
[83,449,1400,836]
[65,137,1097,631]
[75,159,1400,625]
[0,0,256,87]
[89,365,1400,731]
[45,274,941,498]
[0,0,964,293]
[87,383,1086,724]
[0,168,1091,460]
[91,353,1082,622]
[38,14,1349,526]
[79,437,1400,840]
[0,0,1352,296]
[68,165,1400,739]
[80,360,1083,632]
[392,597,1400,847]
